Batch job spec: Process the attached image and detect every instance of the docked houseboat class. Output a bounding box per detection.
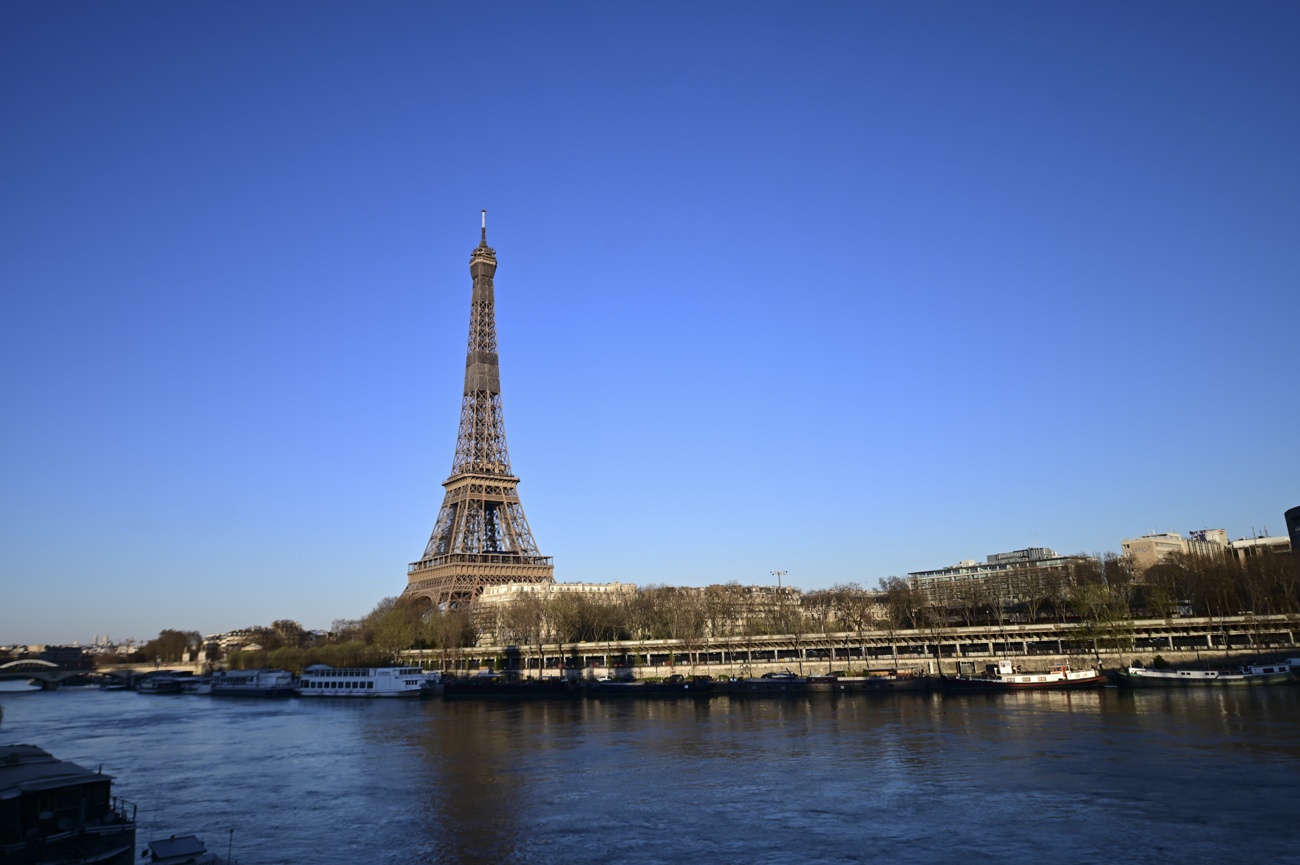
[862,669,933,691]
[442,671,580,699]
[728,670,809,694]
[806,669,933,693]
[0,744,137,865]
[941,659,1107,691]
[136,673,185,695]
[588,673,716,697]
[420,671,444,696]
[296,665,428,698]
[208,669,296,698]
[179,677,212,695]
[1113,658,1299,688]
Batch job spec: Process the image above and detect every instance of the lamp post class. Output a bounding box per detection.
[770,571,789,672]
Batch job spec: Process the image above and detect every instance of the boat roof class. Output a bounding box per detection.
[0,744,110,801]
[301,665,422,673]
[145,834,209,860]
[213,668,287,675]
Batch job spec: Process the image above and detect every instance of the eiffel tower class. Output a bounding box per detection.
[403,213,554,608]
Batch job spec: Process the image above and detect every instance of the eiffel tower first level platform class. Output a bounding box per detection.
[403,213,554,609]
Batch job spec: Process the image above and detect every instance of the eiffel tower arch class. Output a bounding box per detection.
[403,213,555,608]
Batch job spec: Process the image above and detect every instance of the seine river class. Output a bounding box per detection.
[2,684,1299,864]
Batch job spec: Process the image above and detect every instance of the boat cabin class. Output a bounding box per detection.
[0,744,136,864]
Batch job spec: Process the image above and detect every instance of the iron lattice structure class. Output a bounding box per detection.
[403,216,554,608]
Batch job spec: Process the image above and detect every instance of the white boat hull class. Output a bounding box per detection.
[296,665,430,698]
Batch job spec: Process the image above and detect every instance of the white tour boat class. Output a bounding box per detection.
[296,664,428,698]
[208,668,297,698]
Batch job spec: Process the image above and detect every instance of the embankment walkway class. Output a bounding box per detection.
[405,613,1299,678]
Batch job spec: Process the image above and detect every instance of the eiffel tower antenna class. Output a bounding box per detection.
[402,214,554,609]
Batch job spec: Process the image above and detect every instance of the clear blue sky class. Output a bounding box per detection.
[2,3,1297,645]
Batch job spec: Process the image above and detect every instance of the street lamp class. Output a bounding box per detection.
[770,570,791,672]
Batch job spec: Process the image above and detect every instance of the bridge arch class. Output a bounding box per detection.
[0,658,87,686]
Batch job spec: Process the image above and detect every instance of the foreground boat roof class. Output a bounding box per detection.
[0,744,111,800]
[145,834,209,859]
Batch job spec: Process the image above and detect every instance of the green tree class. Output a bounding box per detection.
[422,607,476,670]
[330,619,364,642]
[272,620,309,649]
[364,597,421,661]
[140,629,201,663]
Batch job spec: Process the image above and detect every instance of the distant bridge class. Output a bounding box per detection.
[0,659,209,689]
[0,659,92,688]
[96,660,209,678]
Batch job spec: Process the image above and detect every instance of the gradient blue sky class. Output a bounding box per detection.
[3,3,1297,645]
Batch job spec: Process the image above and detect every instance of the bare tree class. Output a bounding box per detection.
[879,577,921,668]
[423,607,476,671]
[831,582,877,670]
[702,583,743,639]
[498,592,547,675]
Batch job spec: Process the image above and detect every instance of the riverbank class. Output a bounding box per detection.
[403,613,1299,680]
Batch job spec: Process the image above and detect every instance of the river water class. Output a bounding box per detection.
[2,684,1298,865]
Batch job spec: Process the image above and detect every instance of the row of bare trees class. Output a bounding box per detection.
[219,549,1300,671]
[1145,551,1300,619]
[879,551,1300,634]
[482,551,1300,648]
[877,554,1137,632]
[480,582,883,646]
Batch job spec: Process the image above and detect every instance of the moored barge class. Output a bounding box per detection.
[941,660,1106,691]
[1113,658,1298,688]
[442,672,580,700]
[587,673,716,697]
[807,669,933,693]
[728,670,809,694]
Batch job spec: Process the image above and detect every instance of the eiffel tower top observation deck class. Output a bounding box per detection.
[403,212,554,608]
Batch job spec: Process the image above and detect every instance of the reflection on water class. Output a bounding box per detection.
[2,688,1298,864]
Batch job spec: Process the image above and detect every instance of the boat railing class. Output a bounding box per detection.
[110,796,137,825]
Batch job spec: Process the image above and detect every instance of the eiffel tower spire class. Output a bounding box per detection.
[403,213,554,608]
